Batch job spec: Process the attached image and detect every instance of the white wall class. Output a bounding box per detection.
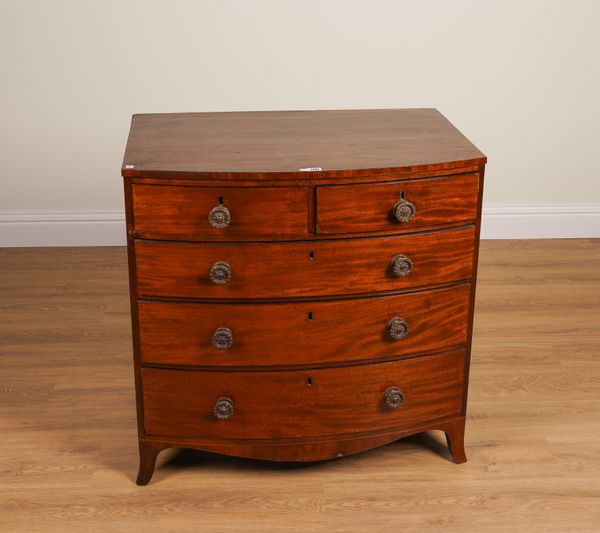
[1,0,599,244]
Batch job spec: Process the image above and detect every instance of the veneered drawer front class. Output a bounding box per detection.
[135,226,475,299]
[138,284,470,367]
[142,349,465,440]
[132,185,309,240]
[316,173,479,234]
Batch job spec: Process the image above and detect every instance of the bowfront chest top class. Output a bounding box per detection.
[122,108,487,485]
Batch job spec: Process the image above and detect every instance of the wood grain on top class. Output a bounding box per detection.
[122,109,486,179]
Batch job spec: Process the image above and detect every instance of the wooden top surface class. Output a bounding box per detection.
[122,108,486,179]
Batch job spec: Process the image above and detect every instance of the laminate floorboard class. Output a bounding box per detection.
[1,240,599,532]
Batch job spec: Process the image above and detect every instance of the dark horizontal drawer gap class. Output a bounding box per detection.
[133,223,476,245]
[136,279,473,304]
[140,345,468,373]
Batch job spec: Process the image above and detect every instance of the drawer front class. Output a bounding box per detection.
[316,173,479,234]
[142,349,465,439]
[135,226,475,299]
[139,284,470,367]
[132,185,309,240]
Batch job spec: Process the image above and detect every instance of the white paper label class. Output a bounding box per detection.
[299,167,322,172]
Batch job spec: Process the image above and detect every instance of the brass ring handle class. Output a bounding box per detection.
[209,261,231,284]
[390,254,413,277]
[387,317,409,340]
[212,327,233,350]
[384,387,405,409]
[213,397,234,420]
[392,198,416,223]
[208,205,231,228]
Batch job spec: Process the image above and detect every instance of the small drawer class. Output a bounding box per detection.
[138,284,471,367]
[316,173,479,234]
[142,349,465,440]
[135,226,475,299]
[132,185,309,241]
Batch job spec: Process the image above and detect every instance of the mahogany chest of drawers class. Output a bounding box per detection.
[122,108,486,485]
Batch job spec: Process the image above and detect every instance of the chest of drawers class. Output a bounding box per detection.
[122,108,486,485]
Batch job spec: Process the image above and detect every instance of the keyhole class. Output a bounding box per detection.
[309,251,315,260]
[307,377,313,387]
[218,196,224,205]
[400,190,406,200]
[307,311,313,321]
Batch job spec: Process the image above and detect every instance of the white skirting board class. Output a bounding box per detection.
[0,212,127,247]
[481,204,600,240]
[1,204,599,247]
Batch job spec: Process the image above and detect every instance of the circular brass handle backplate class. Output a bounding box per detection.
[390,254,413,277]
[387,317,409,340]
[392,199,416,223]
[209,261,232,284]
[384,387,405,409]
[208,205,231,228]
[212,327,233,350]
[213,397,234,420]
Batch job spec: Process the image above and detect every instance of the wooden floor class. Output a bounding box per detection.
[1,240,599,532]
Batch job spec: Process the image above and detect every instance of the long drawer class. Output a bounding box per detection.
[138,284,470,367]
[142,349,465,440]
[135,226,475,299]
[317,173,479,234]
